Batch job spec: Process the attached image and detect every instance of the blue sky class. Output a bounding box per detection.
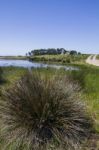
[0,0,99,55]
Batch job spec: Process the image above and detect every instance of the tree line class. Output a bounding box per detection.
[26,48,81,56]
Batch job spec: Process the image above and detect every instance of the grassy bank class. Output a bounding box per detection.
[0,56,27,60]
[30,54,89,64]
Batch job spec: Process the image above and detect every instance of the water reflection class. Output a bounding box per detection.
[0,59,78,70]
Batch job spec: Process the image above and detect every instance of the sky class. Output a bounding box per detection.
[0,0,99,56]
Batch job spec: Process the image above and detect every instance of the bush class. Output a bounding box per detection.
[0,72,92,150]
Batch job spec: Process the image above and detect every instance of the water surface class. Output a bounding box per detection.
[0,59,78,70]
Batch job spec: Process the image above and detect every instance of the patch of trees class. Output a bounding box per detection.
[26,48,81,56]
[70,50,78,55]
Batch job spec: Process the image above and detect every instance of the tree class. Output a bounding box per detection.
[70,50,77,55]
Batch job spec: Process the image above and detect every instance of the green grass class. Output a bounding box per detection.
[30,54,89,64]
[96,55,99,59]
[67,65,99,133]
[0,67,27,90]
[0,56,27,60]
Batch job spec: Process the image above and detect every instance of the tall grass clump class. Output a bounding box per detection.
[0,72,92,150]
[0,67,4,84]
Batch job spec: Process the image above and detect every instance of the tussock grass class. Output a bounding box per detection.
[0,67,4,84]
[0,71,92,150]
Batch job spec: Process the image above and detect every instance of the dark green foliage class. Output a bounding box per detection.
[0,72,92,150]
[28,48,77,56]
[70,50,77,55]
[31,48,67,55]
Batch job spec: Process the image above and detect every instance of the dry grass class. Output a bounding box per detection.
[0,71,93,150]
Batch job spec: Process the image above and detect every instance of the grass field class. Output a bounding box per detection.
[0,56,27,60]
[96,55,99,59]
[0,65,99,149]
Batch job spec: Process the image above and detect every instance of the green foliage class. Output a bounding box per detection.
[0,72,92,150]
[28,48,69,56]
[70,50,77,55]
[30,54,89,64]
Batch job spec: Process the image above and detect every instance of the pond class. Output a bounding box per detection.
[0,59,78,70]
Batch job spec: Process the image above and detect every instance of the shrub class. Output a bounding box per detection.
[0,72,92,150]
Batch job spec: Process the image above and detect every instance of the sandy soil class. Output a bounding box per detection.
[86,55,99,66]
